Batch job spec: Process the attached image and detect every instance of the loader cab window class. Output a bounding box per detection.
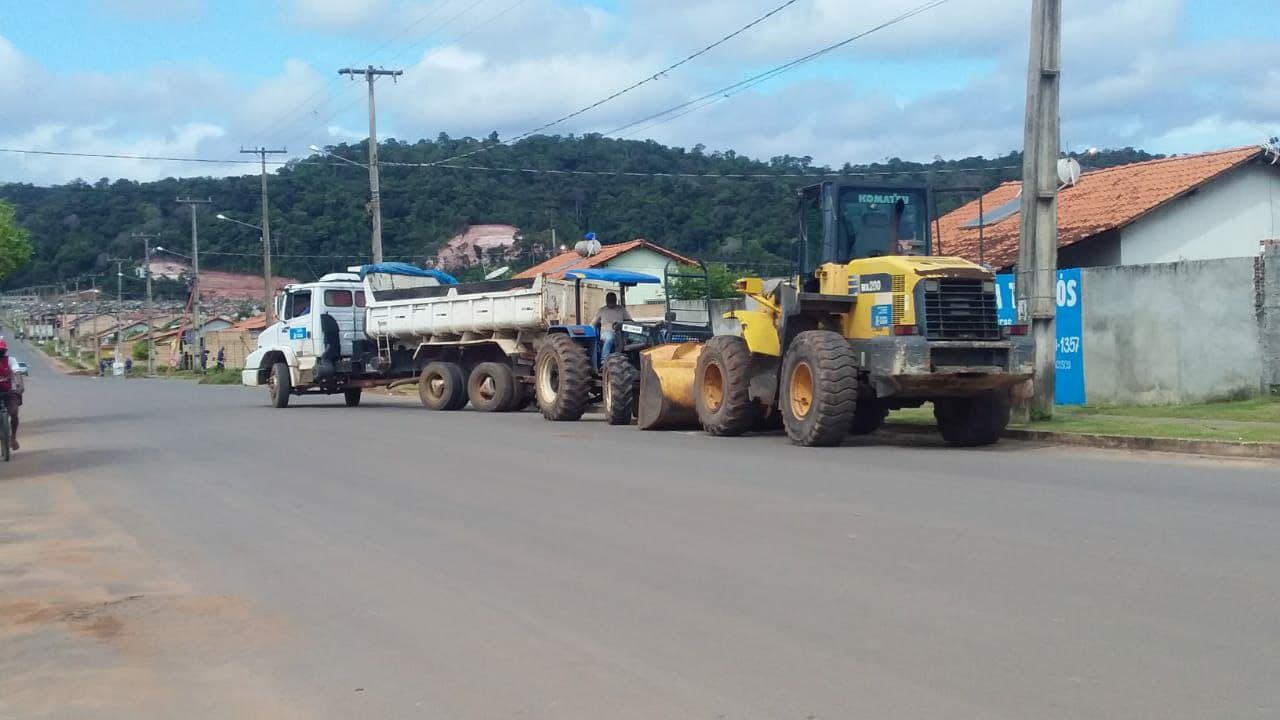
[839,191,928,259]
[799,193,825,274]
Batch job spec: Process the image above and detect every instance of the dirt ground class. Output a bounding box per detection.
[0,477,307,720]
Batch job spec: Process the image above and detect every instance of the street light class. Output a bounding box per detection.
[216,212,275,324]
[309,144,368,169]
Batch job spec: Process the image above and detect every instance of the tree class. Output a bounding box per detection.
[0,200,33,282]
[667,263,742,300]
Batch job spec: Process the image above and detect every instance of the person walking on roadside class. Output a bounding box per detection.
[216,347,225,371]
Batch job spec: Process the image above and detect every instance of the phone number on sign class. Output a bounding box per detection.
[1057,336,1081,354]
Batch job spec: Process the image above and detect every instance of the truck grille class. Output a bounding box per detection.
[922,279,1000,340]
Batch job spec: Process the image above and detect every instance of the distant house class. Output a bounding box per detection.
[515,239,699,304]
[935,146,1280,270]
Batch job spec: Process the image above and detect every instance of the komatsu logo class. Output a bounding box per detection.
[858,193,912,205]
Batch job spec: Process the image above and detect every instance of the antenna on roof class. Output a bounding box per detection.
[1057,157,1082,188]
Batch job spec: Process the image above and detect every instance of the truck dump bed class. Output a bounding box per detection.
[365,274,607,342]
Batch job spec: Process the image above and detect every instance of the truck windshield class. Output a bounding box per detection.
[839,190,928,258]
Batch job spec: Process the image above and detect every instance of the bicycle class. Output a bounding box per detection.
[0,398,11,462]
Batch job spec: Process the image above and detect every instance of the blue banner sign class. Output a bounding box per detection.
[994,269,1085,405]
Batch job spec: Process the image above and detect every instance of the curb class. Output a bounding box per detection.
[882,422,1280,460]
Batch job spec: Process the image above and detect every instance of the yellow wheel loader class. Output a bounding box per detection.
[639,182,1034,447]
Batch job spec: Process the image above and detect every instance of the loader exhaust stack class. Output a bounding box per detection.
[637,342,704,430]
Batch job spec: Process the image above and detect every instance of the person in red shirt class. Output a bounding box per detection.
[0,339,23,450]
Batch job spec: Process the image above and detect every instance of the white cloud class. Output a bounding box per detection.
[285,0,388,30]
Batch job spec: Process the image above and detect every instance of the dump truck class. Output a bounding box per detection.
[243,261,698,419]
[639,182,1034,447]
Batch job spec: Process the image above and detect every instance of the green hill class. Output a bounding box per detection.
[0,134,1157,290]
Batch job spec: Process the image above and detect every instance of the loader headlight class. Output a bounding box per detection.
[982,280,996,293]
[923,279,940,292]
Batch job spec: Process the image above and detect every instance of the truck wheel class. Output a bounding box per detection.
[934,391,1011,447]
[849,400,887,435]
[344,389,362,407]
[419,361,467,411]
[268,362,291,408]
[602,354,637,426]
[695,335,759,436]
[780,331,857,447]
[534,334,591,421]
[468,362,517,412]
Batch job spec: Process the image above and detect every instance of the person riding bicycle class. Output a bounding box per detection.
[0,339,24,450]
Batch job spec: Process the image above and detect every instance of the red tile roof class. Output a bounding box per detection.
[514,239,698,279]
[935,147,1266,269]
[225,314,268,332]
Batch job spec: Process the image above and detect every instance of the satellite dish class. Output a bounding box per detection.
[1057,157,1082,187]
[484,266,511,280]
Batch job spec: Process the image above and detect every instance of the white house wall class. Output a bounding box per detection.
[1120,164,1280,265]
[602,247,688,304]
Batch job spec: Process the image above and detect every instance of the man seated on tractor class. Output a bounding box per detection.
[592,291,632,358]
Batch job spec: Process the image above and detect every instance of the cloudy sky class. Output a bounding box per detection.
[1,0,1277,184]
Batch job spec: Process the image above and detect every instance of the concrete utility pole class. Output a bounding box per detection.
[112,259,124,370]
[1016,0,1061,420]
[241,146,286,324]
[132,232,160,375]
[176,197,211,371]
[338,65,402,264]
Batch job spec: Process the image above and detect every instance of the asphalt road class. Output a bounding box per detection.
[2,340,1278,719]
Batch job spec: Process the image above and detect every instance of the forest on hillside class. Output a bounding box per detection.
[0,134,1157,291]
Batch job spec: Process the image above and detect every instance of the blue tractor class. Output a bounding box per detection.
[531,266,714,423]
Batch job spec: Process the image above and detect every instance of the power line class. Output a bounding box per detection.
[422,0,803,168]
[0,148,269,165]
[606,0,952,137]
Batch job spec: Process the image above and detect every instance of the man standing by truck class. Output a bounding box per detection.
[593,292,632,357]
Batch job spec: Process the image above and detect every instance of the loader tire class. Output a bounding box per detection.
[468,362,517,412]
[535,334,592,421]
[934,391,1011,447]
[849,399,887,435]
[695,335,759,436]
[602,354,638,426]
[780,330,858,447]
[268,362,291,408]
[419,361,467,411]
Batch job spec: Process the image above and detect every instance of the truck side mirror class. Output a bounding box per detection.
[664,311,677,323]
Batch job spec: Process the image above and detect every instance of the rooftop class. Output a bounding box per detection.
[935,146,1267,269]
[515,239,697,279]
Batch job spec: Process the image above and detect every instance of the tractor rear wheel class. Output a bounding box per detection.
[780,331,857,447]
[534,334,592,421]
[468,362,517,412]
[419,361,467,410]
[694,335,759,436]
[934,391,1011,446]
[602,354,638,425]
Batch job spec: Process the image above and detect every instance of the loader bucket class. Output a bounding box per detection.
[637,342,704,430]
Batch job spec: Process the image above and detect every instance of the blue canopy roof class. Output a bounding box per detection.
[564,268,660,285]
[357,262,457,284]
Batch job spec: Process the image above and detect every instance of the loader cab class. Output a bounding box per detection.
[797,182,932,278]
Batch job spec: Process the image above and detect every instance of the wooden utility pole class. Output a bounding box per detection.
[338,65,402,263]
[1016,0,1061,420]
[241,146,286,324]
[132,233,160,375]
[176,197,211,371]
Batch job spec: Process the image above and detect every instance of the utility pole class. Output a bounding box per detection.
[338,65,402,263]
[132,232,160,375]
[176,197,211,371]
[111,259,124,371]
[241,146,286,324]
[1015,0,1061,421]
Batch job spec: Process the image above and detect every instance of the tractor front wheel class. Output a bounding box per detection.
[602,354,638,425]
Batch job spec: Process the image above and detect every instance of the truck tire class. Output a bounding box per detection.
[534,334,592,421]
[934,391,1011,447]
[695,335,759,436]
[268,362,291,408]
[468,362,517,412]
[419,361,468,411]
[344,389,362,407]
[780,330,857,447]
[602,354,637,426]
